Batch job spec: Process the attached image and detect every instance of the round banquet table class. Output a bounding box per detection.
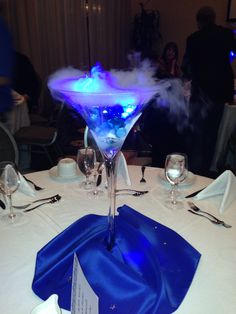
[0,165,235,314]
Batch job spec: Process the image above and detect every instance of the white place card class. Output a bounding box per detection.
[71,253,99,314]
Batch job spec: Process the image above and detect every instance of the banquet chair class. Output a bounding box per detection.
[14,101,64,166]
[0,122,19,165]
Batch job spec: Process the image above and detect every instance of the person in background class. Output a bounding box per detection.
[12,51,42,113]
[0,13,14,129]
[181,6,236,176]
[156,42,181,79]
[141,41,186,168]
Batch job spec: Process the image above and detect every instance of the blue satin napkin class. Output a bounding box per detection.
[32,205,201,314]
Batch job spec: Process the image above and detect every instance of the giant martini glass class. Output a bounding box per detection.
[48,64,158,249]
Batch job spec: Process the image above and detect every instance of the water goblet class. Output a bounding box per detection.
[0,161,22,224]
[87,161,105,199]
[164,153,187,209]
[77,148,96,190]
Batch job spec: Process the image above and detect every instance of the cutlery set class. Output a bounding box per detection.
[0,194,61,213]
[23,195,61,212]
[187,201,232,228]
[13,194,61,210]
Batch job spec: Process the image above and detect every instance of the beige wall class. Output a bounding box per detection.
[131,0,236,74]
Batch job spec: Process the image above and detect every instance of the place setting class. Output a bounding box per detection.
[0,161,62,226]
[184,169,236,228]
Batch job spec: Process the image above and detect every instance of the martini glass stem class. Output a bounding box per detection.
[6,194,16,220]
[105,155,118,250]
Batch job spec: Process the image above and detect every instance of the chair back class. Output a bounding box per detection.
[48,101,65,127]
[0,122,19,165]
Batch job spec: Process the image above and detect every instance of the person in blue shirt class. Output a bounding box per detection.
[0,14,14,128]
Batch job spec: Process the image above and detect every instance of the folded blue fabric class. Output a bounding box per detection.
[32,205,201,313]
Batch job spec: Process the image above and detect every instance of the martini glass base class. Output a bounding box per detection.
[79,180,94,190]
[87,189,104,199]
[164,199,184,210]
[1,212,28,226]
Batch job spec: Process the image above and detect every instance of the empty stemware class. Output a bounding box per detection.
[0,161,22,224]
[77,148,96,190]
[87,161,105,199]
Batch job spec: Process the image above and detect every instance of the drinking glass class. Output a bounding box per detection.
[0,161,21,224]
[165,153,187,208]
[77,148,96,190]
[87,161,105,199]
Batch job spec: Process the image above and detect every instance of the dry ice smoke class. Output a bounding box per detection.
[48,61,191,131]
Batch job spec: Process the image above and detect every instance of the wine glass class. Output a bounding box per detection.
[0,161,21,224]
[77,148,96,190]
[87,161,105,199]
[164,153,187,209]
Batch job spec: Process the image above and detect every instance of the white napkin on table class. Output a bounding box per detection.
[18,173,36,197]
[194,170,236,213]
[31,294,61,314]
[117,152,131,186]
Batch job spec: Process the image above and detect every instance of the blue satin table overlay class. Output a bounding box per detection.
[32,205,201,313]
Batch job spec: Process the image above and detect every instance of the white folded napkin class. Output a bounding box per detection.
[31,294,61,314]
[117,152,131,186]
[18,173,36,197]
[195,170,236,213]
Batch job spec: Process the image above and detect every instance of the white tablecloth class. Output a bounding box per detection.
[0,166,236,314]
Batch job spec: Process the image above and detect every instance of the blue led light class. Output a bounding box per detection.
[230,50,236,62]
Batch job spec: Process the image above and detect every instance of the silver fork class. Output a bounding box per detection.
[24,195,61,212]
[140,166,146,183]
[188,201,232,228]
[13,194,60,210]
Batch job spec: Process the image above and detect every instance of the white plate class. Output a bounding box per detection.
[49,166,83,182]
[158,170,196,187]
